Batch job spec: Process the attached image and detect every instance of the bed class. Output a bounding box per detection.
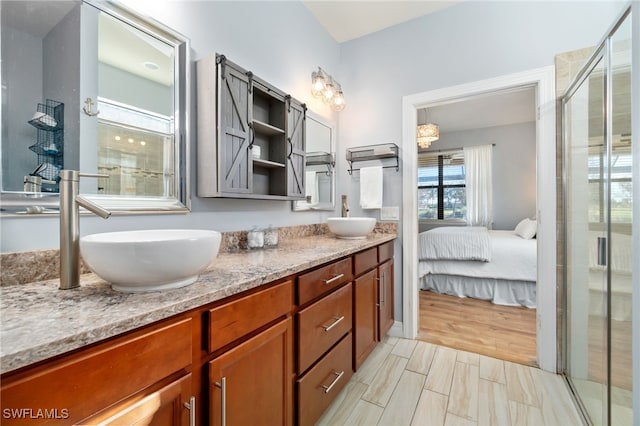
[418,226,537,308]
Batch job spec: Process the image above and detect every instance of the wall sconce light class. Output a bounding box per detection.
[416,123,439,149]
[311,67,346,111]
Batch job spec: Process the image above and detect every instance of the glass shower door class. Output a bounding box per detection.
[608,14,633,425]
[565,54,608,426]
[564,9,632,426]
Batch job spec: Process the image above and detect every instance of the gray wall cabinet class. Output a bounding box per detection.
[197,53,306,200]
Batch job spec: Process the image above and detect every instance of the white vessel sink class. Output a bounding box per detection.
[80,229,221,292]
[326,217,376,239]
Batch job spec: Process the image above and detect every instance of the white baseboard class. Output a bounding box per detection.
[387,321,404,338]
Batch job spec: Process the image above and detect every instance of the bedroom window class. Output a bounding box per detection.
[418,151,466,220]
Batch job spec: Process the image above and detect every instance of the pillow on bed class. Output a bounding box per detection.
[515,218,537,239]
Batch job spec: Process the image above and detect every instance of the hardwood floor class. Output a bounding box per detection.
[417,290,537,367]
[318,336,583,426]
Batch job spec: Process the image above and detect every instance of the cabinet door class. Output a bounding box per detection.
[378,259,394,340]
[1,318,192,425]
[218,60,251,194]
[209,318,293,426]
[286,98,305,198]
[354,268,378,370]
[81,374,194,425]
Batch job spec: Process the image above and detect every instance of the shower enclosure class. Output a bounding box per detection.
[562,6,633,426]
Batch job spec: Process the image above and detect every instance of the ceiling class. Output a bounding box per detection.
[1,1,77,38]
[421,87,537,133]
[303,0,464,43]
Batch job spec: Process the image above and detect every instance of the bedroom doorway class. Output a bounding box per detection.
[415,87,539,366]
[401,67,558,372]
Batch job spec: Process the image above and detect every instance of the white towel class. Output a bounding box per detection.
[305,171,318,205]
[360,166,383,209]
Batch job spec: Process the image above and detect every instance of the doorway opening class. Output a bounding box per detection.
[415,86,538,366]
[401,67,557,372]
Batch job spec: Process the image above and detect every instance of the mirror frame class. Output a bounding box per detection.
[292,111,336,212]
[0,0,191,216]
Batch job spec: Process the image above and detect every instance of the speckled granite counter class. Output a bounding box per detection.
[0,232,395,374]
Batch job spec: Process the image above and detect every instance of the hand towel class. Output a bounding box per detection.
[360,166,383,209]
[305,171,318,205]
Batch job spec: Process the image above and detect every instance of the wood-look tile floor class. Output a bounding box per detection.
[318,337,583,426]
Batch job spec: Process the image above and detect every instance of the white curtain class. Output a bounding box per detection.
[464,144,493,227]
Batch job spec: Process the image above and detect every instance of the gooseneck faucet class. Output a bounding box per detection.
[341,195,350,218]
[59,170,111,290]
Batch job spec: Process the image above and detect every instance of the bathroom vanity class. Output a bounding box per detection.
[0,232,395,425]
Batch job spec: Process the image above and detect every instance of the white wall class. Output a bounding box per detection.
[336,0,627,321]
[0,1,342,253]
[98,63,173,116]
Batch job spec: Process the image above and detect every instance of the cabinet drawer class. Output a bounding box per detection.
[354,247,377,276]
[297,333,353,426]
[378,241,394,262]
[297,283,352,374]
[208,280,292,353]
[297,257,353,305]
[0,318,192,425]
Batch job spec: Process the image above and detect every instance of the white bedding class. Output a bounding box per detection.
[418,230,537,282]
[418,226,491,262]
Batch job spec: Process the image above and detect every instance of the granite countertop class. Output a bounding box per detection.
[0,232,396,374]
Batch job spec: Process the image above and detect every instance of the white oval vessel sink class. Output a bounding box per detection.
[326,217,376,239]
[80,229,221,293]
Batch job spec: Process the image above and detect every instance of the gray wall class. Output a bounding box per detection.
[1,26,44,191]
[426,122,537,231]
[44,3,82,171]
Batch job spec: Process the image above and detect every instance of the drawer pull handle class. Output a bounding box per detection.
[322,370,345,393]
[322,315,345,332]
[183,396,196,426]
[323,273,344,285]
[214,377,226,426]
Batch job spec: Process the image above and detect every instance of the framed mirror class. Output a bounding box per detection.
[293,112,335,211]
[0,0,190,215]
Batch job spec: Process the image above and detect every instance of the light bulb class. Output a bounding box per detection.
[323,82,335,103]
[331,90,346,111]
[311,71,325,97]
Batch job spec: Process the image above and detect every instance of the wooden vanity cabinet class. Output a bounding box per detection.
[1,239,395,426]
[205,280,294,426]
[353,242,395,369]
[0,317,195,425]
[208,318,293,426]
[377,241,395,340]
[295,257,355,426]
[354,268,378,370]
[377,258,394,340]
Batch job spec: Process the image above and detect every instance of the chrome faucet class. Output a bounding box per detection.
[59,170,111,290]
[341,195,350,218]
